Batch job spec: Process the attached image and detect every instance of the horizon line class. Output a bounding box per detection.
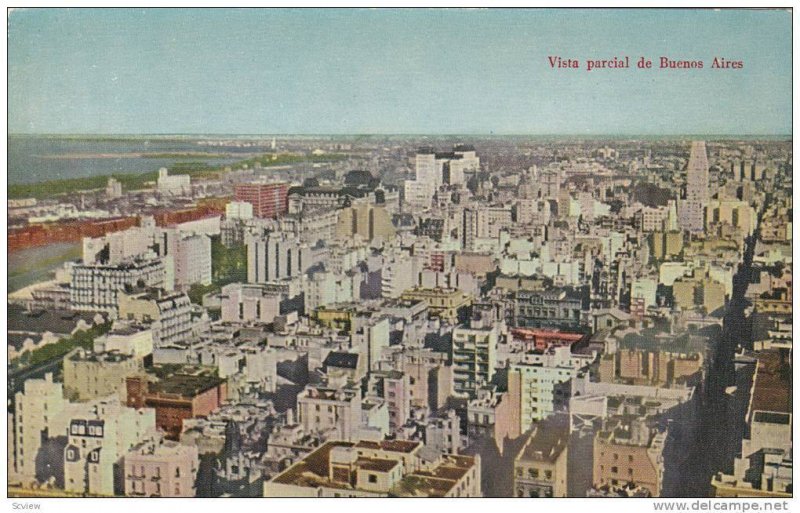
[9,132,793,138]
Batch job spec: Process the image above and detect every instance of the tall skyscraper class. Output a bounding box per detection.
[678,141,709,233]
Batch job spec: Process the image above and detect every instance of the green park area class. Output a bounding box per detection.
[188,237,247,304]
[11,322,112,370]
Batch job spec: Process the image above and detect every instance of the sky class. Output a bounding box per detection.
[7,8,792,135]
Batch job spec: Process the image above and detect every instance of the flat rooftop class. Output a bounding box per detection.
[518,414,569,463]
[149,372,225,397]
[751,349,792,415]
[271,439,467,495]
[8,304,99,335]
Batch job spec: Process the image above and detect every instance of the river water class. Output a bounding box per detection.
[8,135,266,184]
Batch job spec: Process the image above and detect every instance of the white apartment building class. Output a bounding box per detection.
[70,257,167,313]
[156,168,191,196]
[64,398,156,496]
[509,346,582,433]
[163,229,212,289]
[220,282,282,323]
[452,323,499,397]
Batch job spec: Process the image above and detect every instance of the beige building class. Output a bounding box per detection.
[705,199,757,237]
[335,204,396,242]
[672,275,727,314]
[399,287,472,323]
[63,349,144,402]
[396,348,452,411]
[93,322,154,357]
[264,440,480,497]
[297,384,362,442]
[602,349,704,386]
[123,438,199,497]
[513,414,569,497]
[453,252,495,277]
[651,231,684,260]
[475,206,512,238]
[593,418,666,497]
[711,350,792,497]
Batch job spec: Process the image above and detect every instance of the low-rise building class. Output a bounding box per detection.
[123,438,199,497]
[513,414,569,497]
[118,289,193,348]
[264,440,480,497]
[296,383,362,442]
[126,370,227,440]
[63,349,144,402]
[592,417,666,497]
[514,287,585,330]
[64,398,156,496]
[400,287,472,323]
[711,350,792,498]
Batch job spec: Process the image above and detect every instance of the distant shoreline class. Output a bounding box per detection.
[8,151,348,199]
[32,152,238,160]
[8,133,793,140]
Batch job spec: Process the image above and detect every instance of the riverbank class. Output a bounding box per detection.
[8,242,81,293]
[8,151,347,199]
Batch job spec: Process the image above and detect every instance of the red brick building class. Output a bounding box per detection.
[234,182,289,219]
[126,373,227,440]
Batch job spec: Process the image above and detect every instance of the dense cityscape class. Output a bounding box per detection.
[6,135,793,498]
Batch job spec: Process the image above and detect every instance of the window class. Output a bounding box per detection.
[628,455,634,463]
[544,470,552,480]
[529,468,539,479]
[368,474,377,484]
[611,466,618,474]
[175,467,181,478]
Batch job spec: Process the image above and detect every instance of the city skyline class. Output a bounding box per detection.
[5,6,794,504]
[9,8,792,135]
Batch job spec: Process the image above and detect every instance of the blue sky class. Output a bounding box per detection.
[8,8,792,135]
